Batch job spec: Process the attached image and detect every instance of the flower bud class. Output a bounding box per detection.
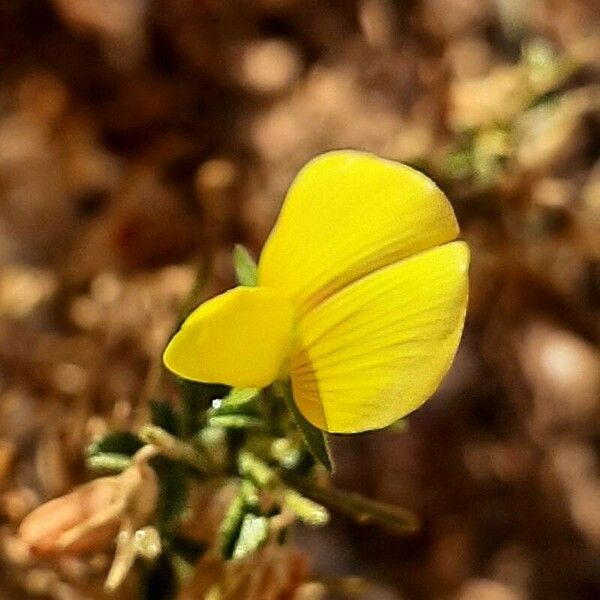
[19,457,157,556]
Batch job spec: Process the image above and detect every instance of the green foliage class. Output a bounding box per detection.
[240,479,260,513]
[231,514,269,560]
[285,474,420,535]
[283,489,329,526]
[87,453,132,472]
[177,379,229,436]
[207,387,263,429]
[150,400,181,436]
[275,383,333,472]
[151,456,190,529]
[207,414,263,429]
[87,431,145,458]
[238,452,275,487]
[219,490,246,559]
[233,244,258,286]
[218,387,261,412]
[218,467,271,559]
[90,247,420,592]
[86,431,144,472]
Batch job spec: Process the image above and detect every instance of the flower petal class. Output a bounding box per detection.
[258,151,460,315]
[163,286,295,388]
[290,241,469,433]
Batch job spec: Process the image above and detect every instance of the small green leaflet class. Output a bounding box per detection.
[218,387,260,411]
[87,453,132,472]
[219,491,245,559]
[207,414,263,429]
[150,400,181,436]
[283,489,329,526]
[207,388,263,428]
[151,457,190,528]
[87,431,144,458]
[233,244,258,286]
[232,514,269,560]
[238,451,275,488]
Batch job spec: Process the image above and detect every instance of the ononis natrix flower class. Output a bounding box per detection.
[164,151,469,433]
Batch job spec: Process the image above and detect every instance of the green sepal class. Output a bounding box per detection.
[275,383,333,472]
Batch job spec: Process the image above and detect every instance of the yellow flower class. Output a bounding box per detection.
[164,151,469,433]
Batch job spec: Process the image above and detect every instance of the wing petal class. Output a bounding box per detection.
[290,241,469,433]
[163,286,295,388]
[258,151,460,315]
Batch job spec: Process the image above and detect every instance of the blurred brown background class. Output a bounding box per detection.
[0,0,599,598]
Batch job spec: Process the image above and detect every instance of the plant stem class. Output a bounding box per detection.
[283,474,420,535]
[139,425,212,474]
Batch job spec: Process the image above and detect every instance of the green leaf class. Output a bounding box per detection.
[231,514,269,560]
[207,388,262,428]
[283,474,420,535]
[208,414,263,429]
[87,452,133,472]
[275,384,333,472]
[240,479,260,513]
[238,452,275,488]
[150,400,180,436]
[177,379,229,436]
[233,244,258,286]
[271,438,303,470]
[151,457,190,528]
[87,431,144,458]
[219,490,246,559]
[283,489,329,526]
[195,425,226,450]
[218,387,261,412]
